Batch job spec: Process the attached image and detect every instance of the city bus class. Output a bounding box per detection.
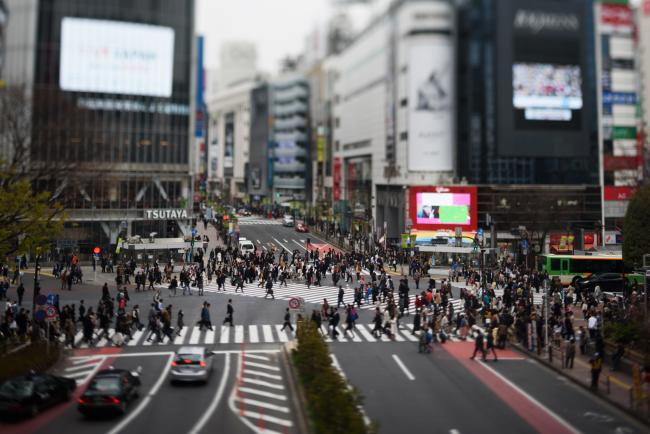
[536,253,643,286]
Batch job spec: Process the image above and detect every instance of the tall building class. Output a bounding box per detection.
[247,84,271,204]
[271,75,310,203]
[639,0,650,184]
[0,0,7,82]
[330,0,456,239]
[4,0,196,253]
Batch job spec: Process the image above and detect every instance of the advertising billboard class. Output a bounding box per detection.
[496,0,593,158]
[59,18,174,97]
[408,40,454,172]
[409,186,477,231]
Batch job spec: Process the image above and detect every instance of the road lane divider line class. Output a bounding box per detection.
[292,239,307,250]
[107,352,175,434]
[392,354,415,381]
[188,353,231,434]
[330,354,372,426]
[272,237,291,251]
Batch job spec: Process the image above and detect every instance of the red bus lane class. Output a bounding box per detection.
[441,342,580,434]
[0,347,122,434]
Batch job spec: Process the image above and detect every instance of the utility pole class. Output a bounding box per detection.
[544,277,550,357]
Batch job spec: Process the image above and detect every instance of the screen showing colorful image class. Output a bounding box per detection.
[416,193,471,225]
[513,63,582,121]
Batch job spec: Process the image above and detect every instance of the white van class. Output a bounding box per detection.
[238,238,255,253]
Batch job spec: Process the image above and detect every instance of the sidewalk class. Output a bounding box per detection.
[512,339,649,422]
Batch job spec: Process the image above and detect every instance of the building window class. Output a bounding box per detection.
[400,98,407,107]
[399,132,408,141]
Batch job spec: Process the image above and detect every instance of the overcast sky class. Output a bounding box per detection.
[195,0,389,73]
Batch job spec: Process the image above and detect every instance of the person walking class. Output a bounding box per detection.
[199,302,213,331]
[280,308,293,332]
[223,299,234,327]
[565,337,576,369]
[371,307,383,338]
[337,285,345,308]
[330,308,340,340]
[16,283,24,306]
[589,352,603,390]
[264,278,274,299]
[485,327,498,362]
[470,328,486,361]
[176,309,184,336]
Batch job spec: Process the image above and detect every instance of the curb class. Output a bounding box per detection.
[281,342,313,434]
[509,342,649,424]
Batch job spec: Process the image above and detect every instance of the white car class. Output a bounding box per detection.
[238,238,255,253]
[170,347,215,384]
[282,215,294,227]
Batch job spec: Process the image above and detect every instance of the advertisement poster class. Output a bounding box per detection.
[60,18,175,97]
[408,41,454,172]
[409,186,477,231]
[333,157,341,201]
[224,113,234,169]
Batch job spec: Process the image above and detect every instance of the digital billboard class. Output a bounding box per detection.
[513,63,583,121]
[410,186,477,231]
[59,18,175,97]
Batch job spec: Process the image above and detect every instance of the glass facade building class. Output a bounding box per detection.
[23,0,195,251]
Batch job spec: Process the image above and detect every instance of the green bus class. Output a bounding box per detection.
[536,253,643,286]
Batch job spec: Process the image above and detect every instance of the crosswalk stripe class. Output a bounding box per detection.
[249,325,259,343]
[234,325,244,343]
[73,331,84,346]
[347,325,362,342]
[189,327,201,344]
[205,327,216,344]
[320,324,332,342]
[173,327,187,345]
[220,325,230,344]
[336,326,347,342]
[262,325,274,343]
[355,324,376,341]
[129,329,145,346]
[400,326,419,342]
[275,325,289,343]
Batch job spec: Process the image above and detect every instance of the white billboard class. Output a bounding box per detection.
[59,18,175,97]
[408,41,454,172]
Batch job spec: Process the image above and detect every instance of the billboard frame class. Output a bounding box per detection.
[409,186,478,231]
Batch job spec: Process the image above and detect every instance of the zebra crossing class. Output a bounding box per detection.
[237,218,283,226]
[493,288,545,306]
[200,280,464,314]
[61,323,458,348]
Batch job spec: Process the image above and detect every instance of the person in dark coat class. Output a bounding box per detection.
[470,328,486,361]
[412,308,422,335]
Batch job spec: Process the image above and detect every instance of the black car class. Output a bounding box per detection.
[576,273,624,293]
[0,373,76,419]
[77,368,140,416]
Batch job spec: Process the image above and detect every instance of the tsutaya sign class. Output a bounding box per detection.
[144,209,189,219]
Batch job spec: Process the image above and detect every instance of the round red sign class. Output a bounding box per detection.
[93,246,101,254]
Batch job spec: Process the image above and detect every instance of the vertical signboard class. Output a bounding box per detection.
[224,112,234,170]
[408,40,454,172]
[333,157,342,201]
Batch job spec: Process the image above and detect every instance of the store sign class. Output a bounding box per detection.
[333,157,342,201]
[604,156,637,171]
[514,10,579,33]
[603,91,637,105]
[144,209,189,219]
[600,3,633,27]
[604,186,634,201]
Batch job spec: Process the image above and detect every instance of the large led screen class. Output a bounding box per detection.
[410,186,477,231]
[513,63,583,121]
[59,18,175,97]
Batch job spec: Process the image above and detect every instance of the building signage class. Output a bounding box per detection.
[145,209,189,219]
[604,186,634,201]
[604,155,637,171]
[513,10,579,34]
[409,186,478,231]
[603,91,637,105]
[333,157,342,201]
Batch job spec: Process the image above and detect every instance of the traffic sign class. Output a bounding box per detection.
[191,228,198,237]
[521,239,529,250]
[34,310,46,322]
[93,246,101,254]
[45,305,57,319]
[288,297,301,310]
[47,294,58,306]
[477,228,484,237]
[35,294,47,306]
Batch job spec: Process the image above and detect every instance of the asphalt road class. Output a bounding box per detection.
[3,220,647,434]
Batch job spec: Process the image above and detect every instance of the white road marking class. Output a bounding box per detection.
[234,325,244,343]
[355,324,376,341]
[272,237,291,251]
[235,397,290,413]
[238,409,293,427]
[242,377,285,390]
[173,327,186,345]
[450,430,461,434]
[293,239,307,250]
[249,325,259,343]
[244,354,271,362]
[64,363,98,373]
[189,326,201,344]
[188,353,231,434]
[478,361,581,434]
[330,354,372,426]
[392,354,415,381]
[275,325,289,343]
[64,370,95,379]
[245,361,280,371]
[256,240,261,244]
[262,325,274,343]
[128,329,145,346]
[245,369,282,380]
[238,387,287,401]
[205,327,216,344]
[107,353,175,434]
[220,325,230,344]
[70,357,102,366]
